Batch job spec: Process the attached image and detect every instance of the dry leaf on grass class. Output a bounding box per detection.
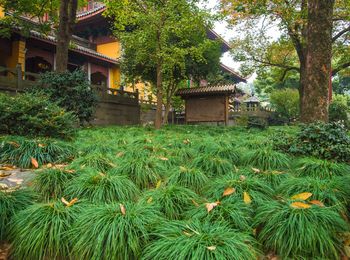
[291,192,312,201]
[222,187,235,197]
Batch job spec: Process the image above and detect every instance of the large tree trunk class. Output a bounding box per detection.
[155,63,163,129]
[163,101,171,125]
[300,0,335,123]
[56,0,78,72]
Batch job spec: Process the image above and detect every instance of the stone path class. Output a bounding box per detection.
[0,166,35,189]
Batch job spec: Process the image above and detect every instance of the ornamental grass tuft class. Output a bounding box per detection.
[294,157,350,178]
[70,152,116,172]
[70,202,162,260]
[243,148,290,171]
[0,136,75,168]
[33,168,77,201]
[10,201,81,260]
[142,220,259,260]
[141,184,201,219]
[167,166,209,193]
[254,200,348,259]
[0,188,36,241]
[192,154,233,176]
[65,169,139,203]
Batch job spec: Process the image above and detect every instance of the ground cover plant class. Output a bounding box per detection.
[1,125,350,259]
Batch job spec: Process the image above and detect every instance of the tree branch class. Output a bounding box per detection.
[252,56,300,71]
[332,62,350,76]
[332,26,350,42]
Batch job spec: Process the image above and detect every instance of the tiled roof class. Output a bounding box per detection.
[176,85,236,96]
[220,63,247,83]
[243,96,260,103]
[77,4,106,19]
[29,30,119,64]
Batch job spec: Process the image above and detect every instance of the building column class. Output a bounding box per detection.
[6,39,26,74]
[87,62,91,81]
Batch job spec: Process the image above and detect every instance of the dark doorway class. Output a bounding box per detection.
[91,71,107,86]
[25,56,52,80]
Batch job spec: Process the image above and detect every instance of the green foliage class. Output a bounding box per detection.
[270,88,300,121]
[243,148,290,171]
[255,200,348,259]
[35,70,99,124]
[142,220,259,260]
[192,154,233,176]
[65,170,140,204]
[10,201,81,260]
[294,157,350,178]
[168,166,208,194]
[0,189,36,241]
[70,202,162,260]
[141,185,200,219]
[33,168,77,201]
[329,95,350,128]
[70,152,115,172]
[289,122,350,162]
[0,92,76,139]
[247,116,268,129]
[0,136,75,168]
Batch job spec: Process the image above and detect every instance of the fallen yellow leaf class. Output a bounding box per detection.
[223,187,236,197]
[309,200,324,207]
[156,180,162,188]
[159,157,169,161]
[243,192,252,204]
[147,197,153,203]
[206,201,220,213]
[120,204,126,215]
[251,168,261,173]
[207,246,216,251]
[31,158,39,169]
[290,201,311,209]
[291,192,312,201]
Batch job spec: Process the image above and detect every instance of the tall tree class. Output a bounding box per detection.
[220,0,350,122]
[104,0,214,129]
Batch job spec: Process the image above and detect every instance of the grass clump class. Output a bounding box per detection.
[0,188,36,241]
[142,220,259,260]
[167,166,208,193]
[254,200,348,259]
[10,201,81,260]
[70,152,116,172]
[65,170,139,203]
[243,148,290,171]
[33,168,77,201]
[0,136,75,168]
[70,202,162,260]
[294,157,350,178]
[141,184,200,219]
[192,154,233,176]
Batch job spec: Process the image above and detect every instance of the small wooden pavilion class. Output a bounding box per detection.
[176,85,236,125]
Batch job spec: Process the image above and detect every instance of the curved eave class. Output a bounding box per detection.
[77,5,107,21]
[220,63,247,83]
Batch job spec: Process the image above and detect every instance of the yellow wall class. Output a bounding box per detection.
[6,40,26,72]
[0,6,4,18]
[97,42,121,60]
[126,82,156,102]
[109,66,121,89]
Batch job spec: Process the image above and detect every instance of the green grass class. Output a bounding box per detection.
[65,169,140,203]
[0,136,75,168]
[70,202,162,260]
[70,152,116,172]
[243,148,290,171]
[10,201,81,260]
[192,154,233,176]
[0,188,36,241]
[142,220,259,260]
[254,200,348,259]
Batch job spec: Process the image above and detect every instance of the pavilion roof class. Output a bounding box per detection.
[176,85,236,97]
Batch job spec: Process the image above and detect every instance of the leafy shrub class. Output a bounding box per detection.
[277,176,350,209]
[289,122,350,162]
[70,202,162,260]
[205,172,274,206]
[294,157,349,178]
[255,200,347,259]
[243,148,290,171]
[0,189,36,241]
[168,166,208,193]
[247,116,268,129]
[0,92,76,139]
[10,201,81,260]
[270,88,299,121]
[33,168,77,201]
[141,185,200,219]
[186,198,252,231]
[0,136,75,168]
[142,220,259,260]
[65,170,139,203]
[329,95,350,128]
[35,70,98,124]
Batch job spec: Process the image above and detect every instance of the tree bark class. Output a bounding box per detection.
[155,62,163,129]
[163,100,171,125]
[56,0,78,72]
[300,0,335,123]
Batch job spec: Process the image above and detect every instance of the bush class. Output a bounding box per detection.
[247,116,268,129]
[289,122,350,162]
[10,201,81,260]
[0,136,75,168]
[255,200,347,259]
[35,70,98,124]
[270,88,299,121]
[329,95,350,128]
[70,202,162,260]
[0,92,76,139]
[0,189,36,241]
[142,220,259,260]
